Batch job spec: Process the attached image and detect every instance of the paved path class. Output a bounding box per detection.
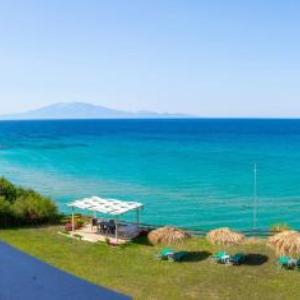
[0,241,131,300]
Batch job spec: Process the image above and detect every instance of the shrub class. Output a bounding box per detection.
[271,223,292,233]
[64,222,82,231]
[0,177,17,202]
[12,193,58,224]
[77,219,84,228]
[61,216,71,224]
[65,223,73,231]
[0,196,12,225]
[0,196,10,214]
[0,177,60,227]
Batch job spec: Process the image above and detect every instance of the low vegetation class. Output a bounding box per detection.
[0,177,59,226]
[270,223,292,233]
[1,226,300,300]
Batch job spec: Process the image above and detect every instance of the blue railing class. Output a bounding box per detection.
[138,222,296,237]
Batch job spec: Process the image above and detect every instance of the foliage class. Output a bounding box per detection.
[76,219,84,228]
[270,223,292,233]
[65,223,73,231]
[0,196,12,226]
[0,177,59,227]
[64,222,83,231]
[0,177,17,202]
[63,215,85,231]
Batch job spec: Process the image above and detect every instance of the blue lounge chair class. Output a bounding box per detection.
[168,251,189,262]
[212,251,246,265]
[278,256,298,270]
[211,251,231,264]
[157,248,188,262]
[156,248,174,261]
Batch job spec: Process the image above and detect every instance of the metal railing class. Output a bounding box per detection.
[138,222,296,237]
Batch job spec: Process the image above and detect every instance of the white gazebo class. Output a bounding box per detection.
[68,196,144,241]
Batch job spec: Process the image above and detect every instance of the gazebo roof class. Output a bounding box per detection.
[68,196,143,216]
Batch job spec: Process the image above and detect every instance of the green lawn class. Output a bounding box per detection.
[0,226,299,300]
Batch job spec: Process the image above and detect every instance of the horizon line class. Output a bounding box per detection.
[1,117,300,122]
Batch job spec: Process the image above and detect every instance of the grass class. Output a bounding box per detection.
[0,226,300,300]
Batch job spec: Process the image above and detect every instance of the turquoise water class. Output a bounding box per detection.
[0,119,300,230]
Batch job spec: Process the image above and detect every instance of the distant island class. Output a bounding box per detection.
[0,102,192,120]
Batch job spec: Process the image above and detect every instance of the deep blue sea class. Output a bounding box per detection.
[1,119,300,230]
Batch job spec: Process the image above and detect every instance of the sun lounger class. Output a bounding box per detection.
[156,248,174,260]
[278,256,298,270]
[212,251,245,265]
[211,251,231,264]
[156,248,188,262]
[168,251,189,262]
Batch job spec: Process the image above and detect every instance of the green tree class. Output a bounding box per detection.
[0,196,13,226]
[0,177,17,202]
[0,178,59,226]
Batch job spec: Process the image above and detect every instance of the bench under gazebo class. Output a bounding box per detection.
[67,196,144,244]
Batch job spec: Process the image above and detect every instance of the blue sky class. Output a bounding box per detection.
[0,0,299,117]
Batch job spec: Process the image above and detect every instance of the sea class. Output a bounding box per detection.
[0,119,300,230]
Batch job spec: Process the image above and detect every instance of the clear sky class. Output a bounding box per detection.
[0,0,299,117]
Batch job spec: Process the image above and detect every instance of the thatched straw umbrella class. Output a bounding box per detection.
[267,230,300,256]
[207,227,245,246]
[267,230,298,247]
[148,227,191,245]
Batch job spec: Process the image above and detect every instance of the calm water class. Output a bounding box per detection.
[0,119,300,230]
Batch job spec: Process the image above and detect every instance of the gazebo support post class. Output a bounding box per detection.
[115,216,118,242]
[91,211,97,231]
[71,207,75,232]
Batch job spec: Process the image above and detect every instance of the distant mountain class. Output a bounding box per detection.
[0,102,192,120]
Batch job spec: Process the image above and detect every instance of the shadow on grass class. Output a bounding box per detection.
[182,251,211,262]
[132,236,153,247]
[0,223,61,231]
[243,253,268,266]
